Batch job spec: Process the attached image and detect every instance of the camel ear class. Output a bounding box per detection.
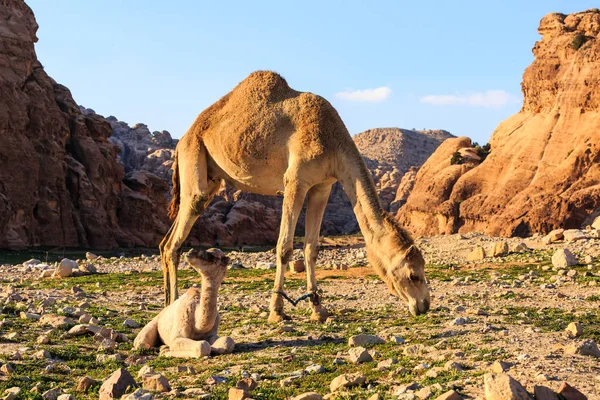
[197,250,215,262]
[405,245,420,259]
[221,256,230,267]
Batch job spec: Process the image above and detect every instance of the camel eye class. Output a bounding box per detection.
[409,273,420,282]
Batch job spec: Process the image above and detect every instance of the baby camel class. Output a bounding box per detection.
[133,248,234,358]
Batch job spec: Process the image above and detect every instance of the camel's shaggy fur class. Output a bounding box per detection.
[160,71,430,321]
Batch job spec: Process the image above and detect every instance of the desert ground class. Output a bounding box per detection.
[0,232,599,400]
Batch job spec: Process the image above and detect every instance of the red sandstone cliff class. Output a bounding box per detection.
[397,9,600,237]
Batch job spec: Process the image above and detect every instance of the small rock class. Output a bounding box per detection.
[467,246,486,261]
[236,378,257,392]
[552,249,578,269]
[491,361,512,373]
[0,363,15,374]
[142,373,171,392]
[57,395,75,400]
[211,336,235,355]
[228,387,249,400]
[3,387,21,400]
[565,322,583,338]
[76,376,99,392]
[491,241,509,257]
[484,373,529,400]
[348,333,385,346]
[86,252,98,260]
[292,393,322,400]
[533,386,559,400]
[558,382,587,400]
[99,368,137,400]
[330,372,366,392]
[290,260,305,273]
[36,335,50,344]
[123,319,140,328]
[434,390,462,400]
[122,388,154,400]
[563,229,586,242]
[42,388,61,400]
[348,346,372,363]
[564,339,600,358]
[56,258,76,278]
[544,229,565,243]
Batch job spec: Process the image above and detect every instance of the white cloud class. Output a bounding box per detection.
[420,90,518,108]
[336,86,392,103]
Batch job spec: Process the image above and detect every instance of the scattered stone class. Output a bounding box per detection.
[534,385,559,400]
[211,336,235,355]
[484,373,530,400]
[558,382,587,400]
[348,333,385,346]
[99,368,137,400]
[86,252,98,260]
[491,241,509,257]
[468,246,486,261]
[122,389,154,400]
[544,229,565,243]
[228,387,249,400]
[256,261,275,270]
[76,376,99,392]
[305,364,325,374]
[142,373,171,392]
[3,387,21,400]
[42,388,60,400]
[33,349,51,359]
[56,258,76,278]
[57,395,75,400]
[416,386,433,399]
[552,249,578,269]
[290,259,305,273]
[348,346,372,363]
[510,242,528,253]
[36,334,50,344]
[565,322,583,338]
[39,314,75,328]
[292,393,322,400]
[0,363,15,375]
[330,372,366,392]
[564,339,600,358]
[434,390,462,400]
[563,229,586,242]
[123,319,140,328]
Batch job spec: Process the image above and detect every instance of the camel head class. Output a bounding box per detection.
[184,248,229,281]
[367,218,431,316]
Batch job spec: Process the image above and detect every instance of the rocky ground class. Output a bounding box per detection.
[0,231,599,400]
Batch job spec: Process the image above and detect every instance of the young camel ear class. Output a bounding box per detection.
[404,245,423,261]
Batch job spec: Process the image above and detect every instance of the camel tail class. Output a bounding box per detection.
[168,150,180,220]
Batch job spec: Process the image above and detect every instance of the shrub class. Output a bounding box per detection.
[450,151,464,165]
[474,142,491,161]
[571,34,588,50]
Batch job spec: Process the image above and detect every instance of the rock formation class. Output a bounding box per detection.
[398,9,600,237]
[0,0,169,249]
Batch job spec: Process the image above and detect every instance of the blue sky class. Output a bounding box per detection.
[29,0,597,144]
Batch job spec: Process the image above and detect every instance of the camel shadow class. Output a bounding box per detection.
[234,336,345,354]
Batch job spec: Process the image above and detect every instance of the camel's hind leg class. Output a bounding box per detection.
[304,183,332,322]
[268,170,310,323]
[160,140,220,306]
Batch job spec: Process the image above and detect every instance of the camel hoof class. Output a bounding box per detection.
[267,311,290,323]
[310,307,329,323]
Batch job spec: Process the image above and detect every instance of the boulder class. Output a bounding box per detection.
[141,373,171,392]
[211,336,235,355]
[533,386,559,400]
[491,241,509,257]
[348,347,372,363]
[56,258,76,278]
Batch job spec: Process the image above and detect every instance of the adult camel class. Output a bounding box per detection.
[161,71,431,322]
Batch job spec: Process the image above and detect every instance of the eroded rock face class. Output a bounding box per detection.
[398,9,600,237]
[0,1,172,249]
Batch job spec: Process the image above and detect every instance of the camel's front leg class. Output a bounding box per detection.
[161,337,211,358]
[268,174,309,323]
[304,183,332,322]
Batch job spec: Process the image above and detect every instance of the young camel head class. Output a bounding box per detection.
[367,216,431,316]
[184,248,229,281]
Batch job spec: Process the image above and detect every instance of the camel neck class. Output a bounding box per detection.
[194,276,220,333]
[335,147,387,246]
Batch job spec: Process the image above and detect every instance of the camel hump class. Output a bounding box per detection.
[233,71,295,101]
